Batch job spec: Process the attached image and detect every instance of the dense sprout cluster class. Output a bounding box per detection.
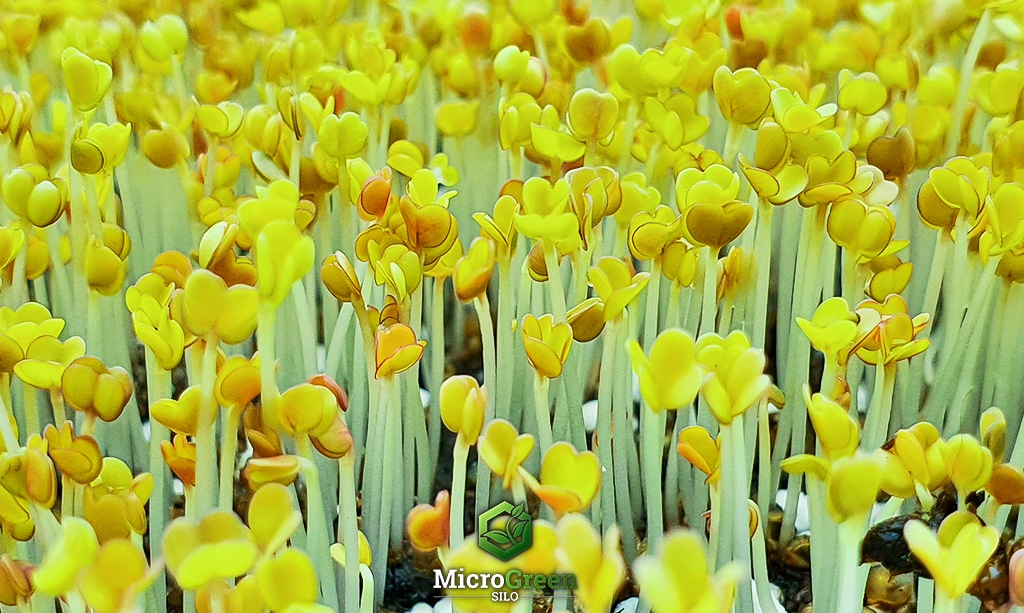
[0,0,1020,612]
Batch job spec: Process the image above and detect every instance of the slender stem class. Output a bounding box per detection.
[722,417,753,612]
[841,247,859,303]
[950,222,971,330]
[664,411,686,528]
[67,113,90,337]
[217,406,242,510]
[509,148,523,181]
[421,69,437,148]
[317,217,338,346]
[507,262,533,437]
[297,434,338,604]
[353,297,377,477]
[338,455,360,613]
[473,292,496,518]
[511,479,527,505]
[619,102,639,167]
[82,175,104,241]
[495,257,514,421]
[819,233,837,302]
[981,281,1010,407]
[842,111,858,151]
[44,225,73,329]
[144,349,171,613]
[640,257,666,545]
[944,271,1001,437]
[752,202,774,349]
[428,278,445,477]
[64,592,87,613]
[0,385,18,451]
[378,107,393,171]
[61,474,74,520]
[408,370,432,506]
[209,582,226,613]
[289,123,302,187]
[718,294,735,335]
[682,287,699,331]
[863,362,897,450]
[666,283,682,330]
[82,414,96,438]
[87,291,102,359]
[360,378,385,569]
[358,566,374,613]
[722,122,744,169]
[291,280,319,376]
[751,515,778,613]
[596,321,618,533]
[401,371,416,526]
[1004,384,1024,520]
[806,476,835,611]
[643,142,663,183]
[613,314,639,560]
[925,257,998,427]
[193,337,220,517]
[450,435,469,551]
[22,385,38,441]
[474,294,496,421]
[50,390,66,431]
[203,137,218,199]
[532,374,553,454]
[918,579,935,613]
[779,209,825,546]
[834,519,868,613]
[324,303,351,381]
[542,242,568,323]
[774,205,801,378]
[643,261,662,348]
[338,189,356,265]
[572,242,594,306]
[641,404,665,552]
[532,25,549,69]
[349,331,369,478]
[9,238,26,308]
[169,55,189,112]
[707,485,721,568]
[257,302,280,419]
[699,246,718,337]
[371,376,399,604]
[560,347,586,452]
[756,396,772,527]
[945,8,992,160]
[822,359,841,401]
[932,590,959,613]
[387,373,406,547]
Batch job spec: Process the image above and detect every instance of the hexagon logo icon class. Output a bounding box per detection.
[478,501,532,561]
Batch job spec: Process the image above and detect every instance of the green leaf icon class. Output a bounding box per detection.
[511,521,527,540]
[483,529,512,545]
[478,501,533,560]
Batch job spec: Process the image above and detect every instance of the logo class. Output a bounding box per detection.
[478,501,532,561]
[433,504,577,602]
